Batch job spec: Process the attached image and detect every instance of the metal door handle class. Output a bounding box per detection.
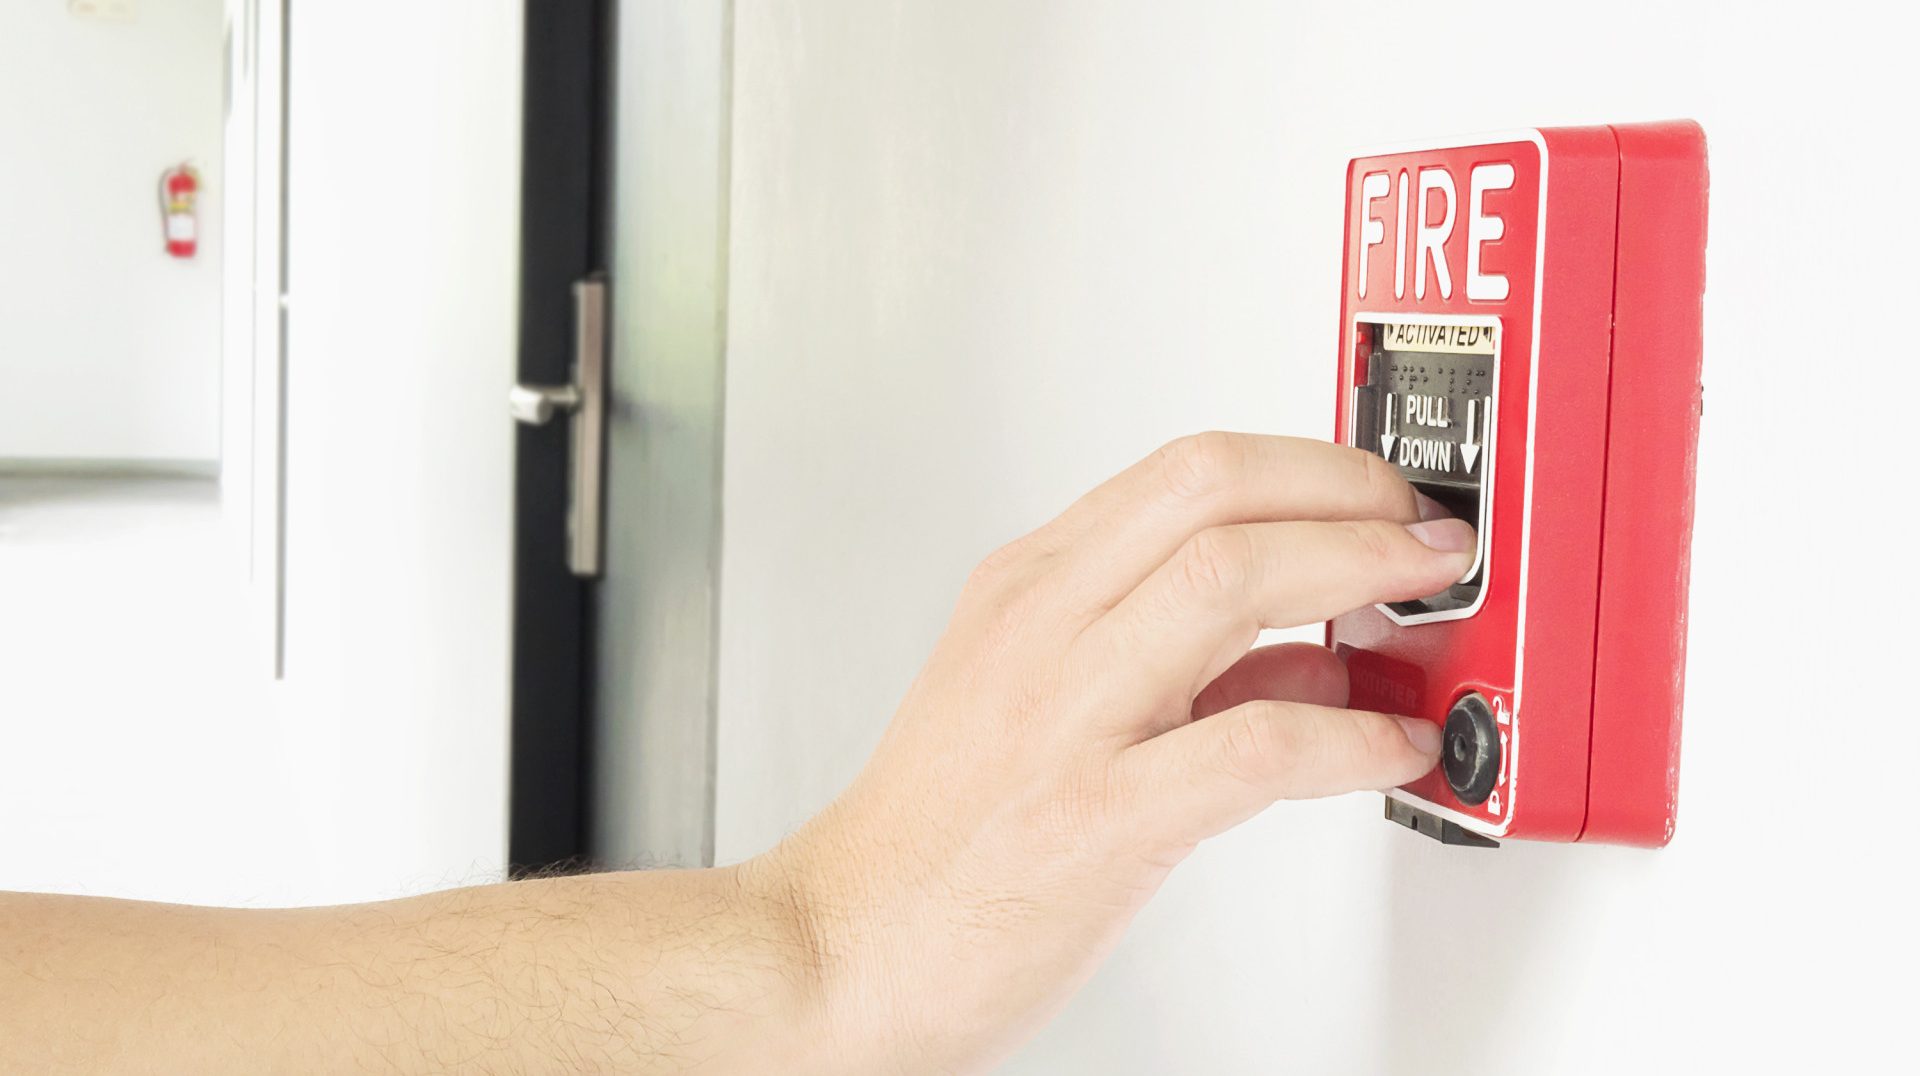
[510,275,607,577]
[508,383,581,425]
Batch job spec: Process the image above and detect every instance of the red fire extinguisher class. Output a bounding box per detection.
[160,163,199,259]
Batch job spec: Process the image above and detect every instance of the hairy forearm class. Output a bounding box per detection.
[0,861,831,1074]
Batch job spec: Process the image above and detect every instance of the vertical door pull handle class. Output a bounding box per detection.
[509,275,607,577]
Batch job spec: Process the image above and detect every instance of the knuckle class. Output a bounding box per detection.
[1341,518,1404,567]
[962,532,1051,599]
[960,564,1006,607]
[1041,759,1121,839]
[967,582,1044,655]
[956,543,1060,650]
[1220,704,1303,785]
[1352,713,1409,766]
[1155,431,1243,502]
[1355,448,1411,513]
[964,540,1024,594]
[1175,527,1254,599]
[960,561,1002,601]
[1220,713,1275,785]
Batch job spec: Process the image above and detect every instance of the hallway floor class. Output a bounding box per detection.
[0,475,277,903]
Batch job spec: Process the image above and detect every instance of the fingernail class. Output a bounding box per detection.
[1397,717,1443,755]
[1414,491,1451,522]
[1405,518,1475,554]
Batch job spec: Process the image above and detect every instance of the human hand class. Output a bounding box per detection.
[753,433,1476,1072]
[0,434,1474,1075]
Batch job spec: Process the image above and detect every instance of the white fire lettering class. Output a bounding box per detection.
[1394,170,1410,300]
[1359,160,1518,305]
[1467,163,1515,301]
[1416,167,1456,300]
[1357,172,1390,300]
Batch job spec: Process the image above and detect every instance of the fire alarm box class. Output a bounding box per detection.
[1328,122,1707,848]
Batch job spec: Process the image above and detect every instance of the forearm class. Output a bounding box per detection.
[1,861,831,1074]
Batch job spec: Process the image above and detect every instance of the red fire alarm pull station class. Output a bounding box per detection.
[1329,121,1707,848]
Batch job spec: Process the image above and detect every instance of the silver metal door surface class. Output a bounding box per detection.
[588,0,731,869]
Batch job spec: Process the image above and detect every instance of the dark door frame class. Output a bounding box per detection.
[507,0,611,875]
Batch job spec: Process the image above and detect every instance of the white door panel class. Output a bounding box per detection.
[271,0,522,903]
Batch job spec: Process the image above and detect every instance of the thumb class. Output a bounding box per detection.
[1119,699,1442,848]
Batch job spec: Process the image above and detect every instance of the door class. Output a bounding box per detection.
[509,0,730,875]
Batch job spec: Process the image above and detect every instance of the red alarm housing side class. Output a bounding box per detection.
[1328,122,1706,847]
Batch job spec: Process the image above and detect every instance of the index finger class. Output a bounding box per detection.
[1028,433,1432,615]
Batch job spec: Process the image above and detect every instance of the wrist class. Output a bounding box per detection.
[731,843,858,1068]
[739,823,918,1075]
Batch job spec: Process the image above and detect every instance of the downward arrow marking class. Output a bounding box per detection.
[1461,398,1482,473]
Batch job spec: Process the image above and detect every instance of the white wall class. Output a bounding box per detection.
[718,1,1911,1071]
[0,0,225,464]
